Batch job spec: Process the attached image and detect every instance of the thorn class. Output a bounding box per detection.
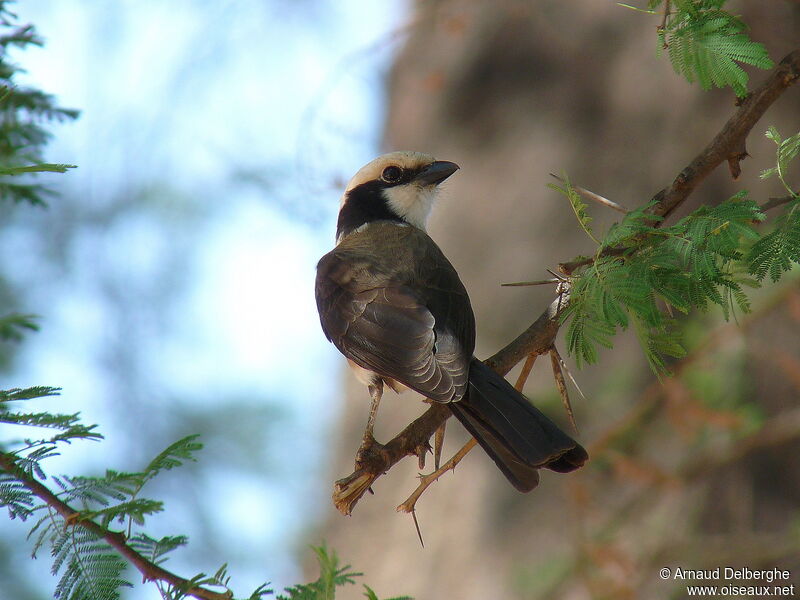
[417,444,428,470]
[550,348,579,434]
[501,278,561,287]
[434,422,446,470]
[549,172,629,214]
[411,509,424,548]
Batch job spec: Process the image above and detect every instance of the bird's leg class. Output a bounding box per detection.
[433,420,446,470]
[355,379,384,463]
[364,379,383,442]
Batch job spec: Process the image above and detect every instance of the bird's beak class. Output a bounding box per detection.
[413,160,460,186]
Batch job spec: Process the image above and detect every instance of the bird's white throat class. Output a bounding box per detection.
[382,184,438,231]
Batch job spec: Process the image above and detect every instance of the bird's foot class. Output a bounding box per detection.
[333,471,375,516]
[332,435,390,516]
[355,432,386,466]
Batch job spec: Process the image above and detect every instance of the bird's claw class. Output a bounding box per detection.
[355,434,386,468]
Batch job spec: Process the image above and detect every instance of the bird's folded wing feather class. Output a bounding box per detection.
[315,237,472,404]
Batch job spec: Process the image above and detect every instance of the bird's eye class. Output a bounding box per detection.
[381,165,403,183]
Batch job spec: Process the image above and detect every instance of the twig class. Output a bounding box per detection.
[549,173,630,214]
[0,452,231,600]
[682,405,800,481]
[396,438,478,514]
[333,292,565,515]
[761,194,797,212]
[515,352,539,391]
[659,0,671,42]
[550,348,578,433]
[397,345,544,514]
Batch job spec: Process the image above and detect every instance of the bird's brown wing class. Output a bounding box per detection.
[315,224,474,403]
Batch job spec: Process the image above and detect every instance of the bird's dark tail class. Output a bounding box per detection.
[448,358,588,492]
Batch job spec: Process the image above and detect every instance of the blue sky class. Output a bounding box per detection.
[3,0,408,595]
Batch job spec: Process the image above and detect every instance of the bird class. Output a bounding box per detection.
[315,151,587,492]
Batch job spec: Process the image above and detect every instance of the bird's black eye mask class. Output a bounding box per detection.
[378,164,429,187]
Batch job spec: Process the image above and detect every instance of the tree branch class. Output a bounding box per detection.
[655,49,800,219]
[333,295,564,515]
[396,344,542,516]
[0,452,231,600]
[333,48,800,516]
[761,194,797,212]
[559,48,800,276]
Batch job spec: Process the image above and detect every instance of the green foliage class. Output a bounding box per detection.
[0,5,408,598]
[164,563,271,600]
[561,124,800,373]
[760,126,800,195]
[2,390,235,600]
[1,391,409,599]
[747,205,800,282]
[128,533,189,566]
[748,128,800,282]
[0,474,34,519]
[277,545,359,600]
[562,127,800,371]
[0,384,60,402]
[0,2,78,205]
[0,312,39,341]
[50,528,130,600]
[623,0,774,96]
[0,386,102,466]
[549,175,599,244]
[277,544,412,600]
[563,193,773,373]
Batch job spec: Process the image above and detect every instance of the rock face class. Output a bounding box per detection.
[314,3,800,599]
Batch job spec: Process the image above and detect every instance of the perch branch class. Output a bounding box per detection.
[0,452,231,600]
[333,48,800,515]
[397,347,541,514]
[333,296,565,515]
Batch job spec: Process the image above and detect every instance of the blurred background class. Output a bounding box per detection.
[1,1,799,599]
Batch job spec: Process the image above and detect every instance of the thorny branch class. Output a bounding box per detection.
[332,48,800,516]
[396,349,542,521]
[332,296,563,515]
[0,452,231,600]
